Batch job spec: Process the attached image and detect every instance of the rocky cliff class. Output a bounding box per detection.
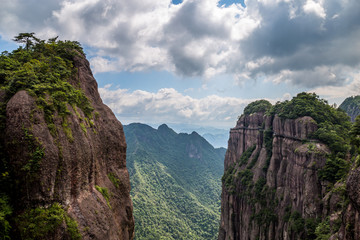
[218,95,360,240]
[0,37,134,239]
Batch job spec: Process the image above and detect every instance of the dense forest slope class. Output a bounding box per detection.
[0,34,134,239]
[219,93,360,240]
[124,123,226,240]
[340,95,360,122]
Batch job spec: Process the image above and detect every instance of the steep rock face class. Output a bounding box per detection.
[4,55,134,239]
[219,113,330,240]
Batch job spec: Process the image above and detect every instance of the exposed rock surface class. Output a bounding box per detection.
[4,54,134,239]
[219,113,335,239]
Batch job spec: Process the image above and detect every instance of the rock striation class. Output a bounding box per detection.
[218,111,360,240]
[3,54,134,239]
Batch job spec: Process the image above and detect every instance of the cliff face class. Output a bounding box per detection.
[219,112,360,239]
[3,54,134,239]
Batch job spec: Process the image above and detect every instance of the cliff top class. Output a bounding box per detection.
[241,92,353,183]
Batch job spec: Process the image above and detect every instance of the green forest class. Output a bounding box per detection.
[124,123,226,240]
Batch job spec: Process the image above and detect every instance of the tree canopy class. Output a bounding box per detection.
[243,99,272,115]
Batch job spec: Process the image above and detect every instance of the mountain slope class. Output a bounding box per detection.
[124,123,226,240]
[339,95,360,122]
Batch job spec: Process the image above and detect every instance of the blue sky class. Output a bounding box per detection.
[1,0,360,129]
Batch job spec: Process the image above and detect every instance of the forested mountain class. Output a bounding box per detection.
[124,123,226,240]
[340,95,360,122]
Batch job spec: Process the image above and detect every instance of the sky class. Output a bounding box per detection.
[1,0,360,129]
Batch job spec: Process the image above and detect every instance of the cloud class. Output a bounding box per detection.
[98,86,255,127]
[310,71,360,100]
[239,0,360,87]
[1,0,360,89]
[303,0,326,19]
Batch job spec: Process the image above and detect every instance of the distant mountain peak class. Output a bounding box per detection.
[339,95,360,122]
[158,123,177,135]
[191,131,200,136]
[158,123,170,130]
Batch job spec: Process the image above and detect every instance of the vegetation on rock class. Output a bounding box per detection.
[243,99,272,115]
[0,33,89,240]
[95,185,111,209]
[220,92,358,240]
[268,92,352,182]
[16,203,81,240]
[0,195,12,239]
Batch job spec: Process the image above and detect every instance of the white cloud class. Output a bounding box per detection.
[98,87,255,127]
[303,0,326,19]
[1,0,360,90]
[310,72,360,100]
[266,66,345,87]
[90,56,118,73]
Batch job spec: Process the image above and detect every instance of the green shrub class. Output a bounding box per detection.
[319,155,350,182]
[239,145,256,166]
[237,169,253,188]
[17,203,81,240]
[247,150,260,169]
[263,128,273,173]
[315,218,331,240]
[95,185,111,209]
[0,195,12,240]
[21,127,44,178]
[222,164,236,192]
[64,214,82,240]
[289,211,305,234]
[108,172,121,189]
